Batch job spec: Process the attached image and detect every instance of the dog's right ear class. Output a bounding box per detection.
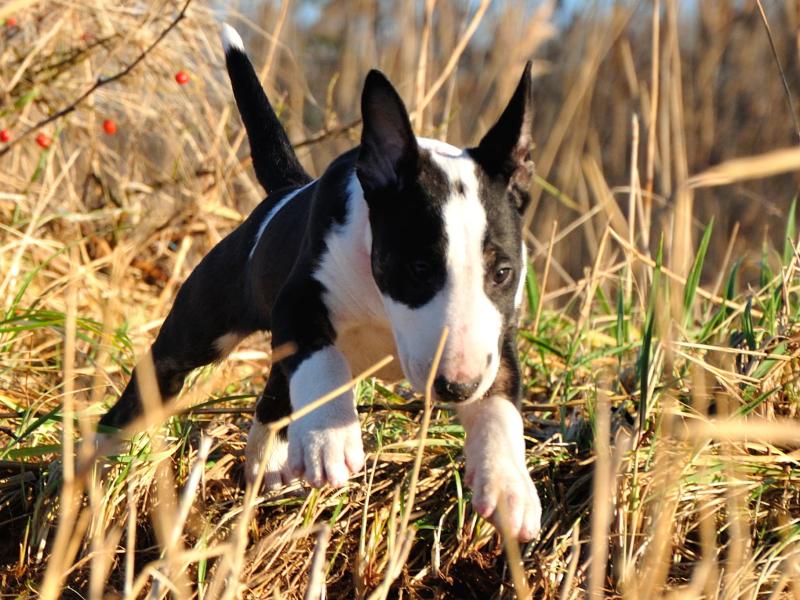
[356,70,418,193]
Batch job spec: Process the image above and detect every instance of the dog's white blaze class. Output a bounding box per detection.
[249,179,315,260]
[383,142,503,400]
[220,23,245,53]
[437,158,502,395]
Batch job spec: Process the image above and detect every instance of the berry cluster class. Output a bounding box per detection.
[1,17,192,150]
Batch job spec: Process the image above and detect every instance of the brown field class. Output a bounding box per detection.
[2,1,800,598]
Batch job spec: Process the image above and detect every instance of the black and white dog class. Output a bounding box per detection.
[100,24,542,541]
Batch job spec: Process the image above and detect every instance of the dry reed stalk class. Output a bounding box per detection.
[589,390,612,600]
[37,244,81,600]
[644,0,661,226]
[575,226,610,335]
[558,522,582,600]
[533,220,558,335]
[636,394,684,599]
[408,0,491,123]
[125,481,138,597]
[626,114,640,303]
[524,8,631,228]
[685,146,800,189]
[139,351,191,598]
[304,524,331,600]
[413,0,436,130]
[666,0,693,282]
[683,365,720,600]
[494,498,531,599]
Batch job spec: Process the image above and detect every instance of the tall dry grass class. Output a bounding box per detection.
[2,0,800,598]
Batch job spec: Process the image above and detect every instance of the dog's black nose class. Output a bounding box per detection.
[433,376,480,402]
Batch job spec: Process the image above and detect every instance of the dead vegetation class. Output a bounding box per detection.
[2,1,800,598]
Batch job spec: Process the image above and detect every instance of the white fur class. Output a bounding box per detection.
[383,143,503,401]
[245,420,292,490]
[249,180,316,260]
[313,175,403,379]
[314,176,385,324]
[416,136,464,157]
[287,346,365,488]
[220,23,244,53]
[457,396,541,541]
[214,332,245,357]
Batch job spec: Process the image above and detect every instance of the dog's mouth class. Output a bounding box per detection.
[399,356,496,405]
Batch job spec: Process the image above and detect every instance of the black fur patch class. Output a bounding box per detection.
[366,152,451,308]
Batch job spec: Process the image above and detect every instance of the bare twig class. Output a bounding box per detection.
[0,0,193,157]
[755,0,800,143]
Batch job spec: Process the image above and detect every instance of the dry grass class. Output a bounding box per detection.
[2,1,800,598]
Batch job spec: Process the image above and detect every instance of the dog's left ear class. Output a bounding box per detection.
[470,61,534,212]
[357,70,418,194]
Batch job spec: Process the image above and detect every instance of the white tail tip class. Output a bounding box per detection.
[220,22,244,53]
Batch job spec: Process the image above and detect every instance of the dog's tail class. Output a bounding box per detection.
[220,23,312,193]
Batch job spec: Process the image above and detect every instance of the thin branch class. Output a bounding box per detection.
[755,0,800,144]
[0,0,193,157]
[293,118,360,149]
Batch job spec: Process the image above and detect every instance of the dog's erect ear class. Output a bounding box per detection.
[356,70,418,193]
[471,61,534,211]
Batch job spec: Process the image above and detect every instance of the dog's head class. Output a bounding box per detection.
[356,65,534,404]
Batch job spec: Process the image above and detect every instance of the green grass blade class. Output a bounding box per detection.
[682,218,713,328]
[526,261,540,319]
[517,330,565,359]
[616,278,626,348]
[638,235,663,431]
[784,195,797,266]
[742,298,756,351]
[698,258,741,342]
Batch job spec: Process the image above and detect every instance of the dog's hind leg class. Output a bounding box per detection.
[245,363,293,489]
[99,237,258,432]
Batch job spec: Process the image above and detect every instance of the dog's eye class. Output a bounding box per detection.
[493,266,512,286]
[409,259,433,281]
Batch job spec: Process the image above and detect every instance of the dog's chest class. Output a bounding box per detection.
[336,322,404,381]
[312,177,402,379]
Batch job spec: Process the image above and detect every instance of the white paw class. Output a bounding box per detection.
[458,396,542,542]
[287,405,364,488]
[466,456,542,542]
[245,421,295,491]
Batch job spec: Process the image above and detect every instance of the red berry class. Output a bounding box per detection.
[175,70,189,85]
[5,17,18,28]
[0,129,10,143]
[102,119,117,135]
[35,133,52,149]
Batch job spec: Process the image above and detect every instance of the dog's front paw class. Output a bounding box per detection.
[459,396,542,542]
[287,408,364,488]
[245,421,295,491]
[466,457,542,542]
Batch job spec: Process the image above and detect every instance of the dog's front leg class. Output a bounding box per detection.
[457,395,541,542]
[286,345,365,488]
